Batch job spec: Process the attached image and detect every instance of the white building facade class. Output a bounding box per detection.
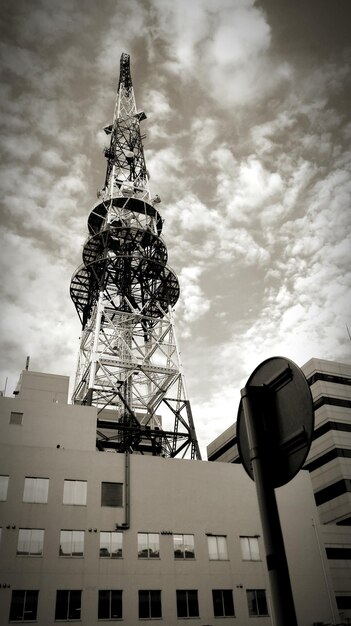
[0,369,339,625]
[207,358,351,623]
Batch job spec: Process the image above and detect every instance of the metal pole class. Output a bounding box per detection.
[241,386,298,626]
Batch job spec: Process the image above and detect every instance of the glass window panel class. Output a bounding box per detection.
[249,537,260,560]
[174,534,184,558]
[17,529,31,555]
[217,536,228,560]
[223,590,235,615]
[247,590,256,615]
[138,533,148,558]
[150,590,162,618]
[17,529,44,556]
[23,477,49,503]
[241,536,260,560]
[184,534,195,558]
[176,590,198,618]
[100,532,111,557]
[148,533,159,558]
[101,482,123,507]
[68,590,82,620]
[30,529,44,555]
[72,531,84,556]
[55,590,69,620]
[60,530,72,556]
[247,589,268,616]
[111,590,123,619]
[241,537,251,560]
[24,590,39,620]
[176,590,187,618]
[99,531,122,558]
[9,590,25,621]
[213,590,223,617]
[10,411,23,425]
[138,532,159,558]
[0,475,9,501]
[98,590,110,619]
[256,589,268,615]
[139,590,161,618]
[208,536,217,559]
[139,590,149,618]
[9,590,39,621]
[63,480,87,505]
[188,591,199,617]
[111,532,123,558]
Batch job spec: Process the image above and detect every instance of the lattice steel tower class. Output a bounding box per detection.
[70,53,201,459]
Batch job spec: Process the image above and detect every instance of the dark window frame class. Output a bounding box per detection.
[9,590,39,622]
[173,533,195,559]
[98,590,123,620]
[138,590,162,619]
[246,589,268,617]
[101,482,123,508]
[212,589,235,617]
[55,590,82,621]
[10,411,23,425]
[176,590,199,618]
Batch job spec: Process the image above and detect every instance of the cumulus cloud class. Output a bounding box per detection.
[0,0,350,456]
[177,266,211,332]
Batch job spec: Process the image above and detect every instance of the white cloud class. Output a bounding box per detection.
[177,266,210,331]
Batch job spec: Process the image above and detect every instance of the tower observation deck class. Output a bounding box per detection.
[70,53,201,459]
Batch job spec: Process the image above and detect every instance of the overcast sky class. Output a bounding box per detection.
[1,0,350,457]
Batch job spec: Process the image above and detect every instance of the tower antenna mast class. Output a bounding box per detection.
[70,53,201,459]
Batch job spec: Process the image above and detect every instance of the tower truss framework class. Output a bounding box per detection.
[70,53,201,459]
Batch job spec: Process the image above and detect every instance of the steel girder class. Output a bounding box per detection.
[70,53,201,460]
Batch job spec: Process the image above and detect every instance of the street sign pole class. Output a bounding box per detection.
[241,385,298,626]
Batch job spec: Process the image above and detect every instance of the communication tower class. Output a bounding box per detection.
[70,53,201,459]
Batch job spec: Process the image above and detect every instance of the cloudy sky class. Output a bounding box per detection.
[1,0,350,457]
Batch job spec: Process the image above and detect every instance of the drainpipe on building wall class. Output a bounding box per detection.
[124,451,130,528]
[117,451,130,530]
[311,517,338,625]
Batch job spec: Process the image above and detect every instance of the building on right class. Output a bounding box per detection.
[207,357,351,622]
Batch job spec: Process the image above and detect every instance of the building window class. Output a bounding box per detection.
[59,530,84,557]
[99,531,123,558]
[23,477,49,503]
[10,411,23,425]
[240,536,260,561]
[246,589,268,616]
[138,533,160,558]
[336,594,351,609]
[207,535,228,560]
[0,475,9,501]
[98,590,123,620]
[176,590,199,618]
[63,480,87,505]
[9,590,39,621]
[101,482,123,507]
[212,590,235,617]
[173,534,195,559]
[55,590,82,621]
[17,529,44,556]
[138,590,162,619]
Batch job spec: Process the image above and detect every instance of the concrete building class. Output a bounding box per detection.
[207,358,351,622]
[0,369,338,625]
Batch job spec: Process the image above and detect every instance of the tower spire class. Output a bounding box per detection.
[70,53,201,459]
